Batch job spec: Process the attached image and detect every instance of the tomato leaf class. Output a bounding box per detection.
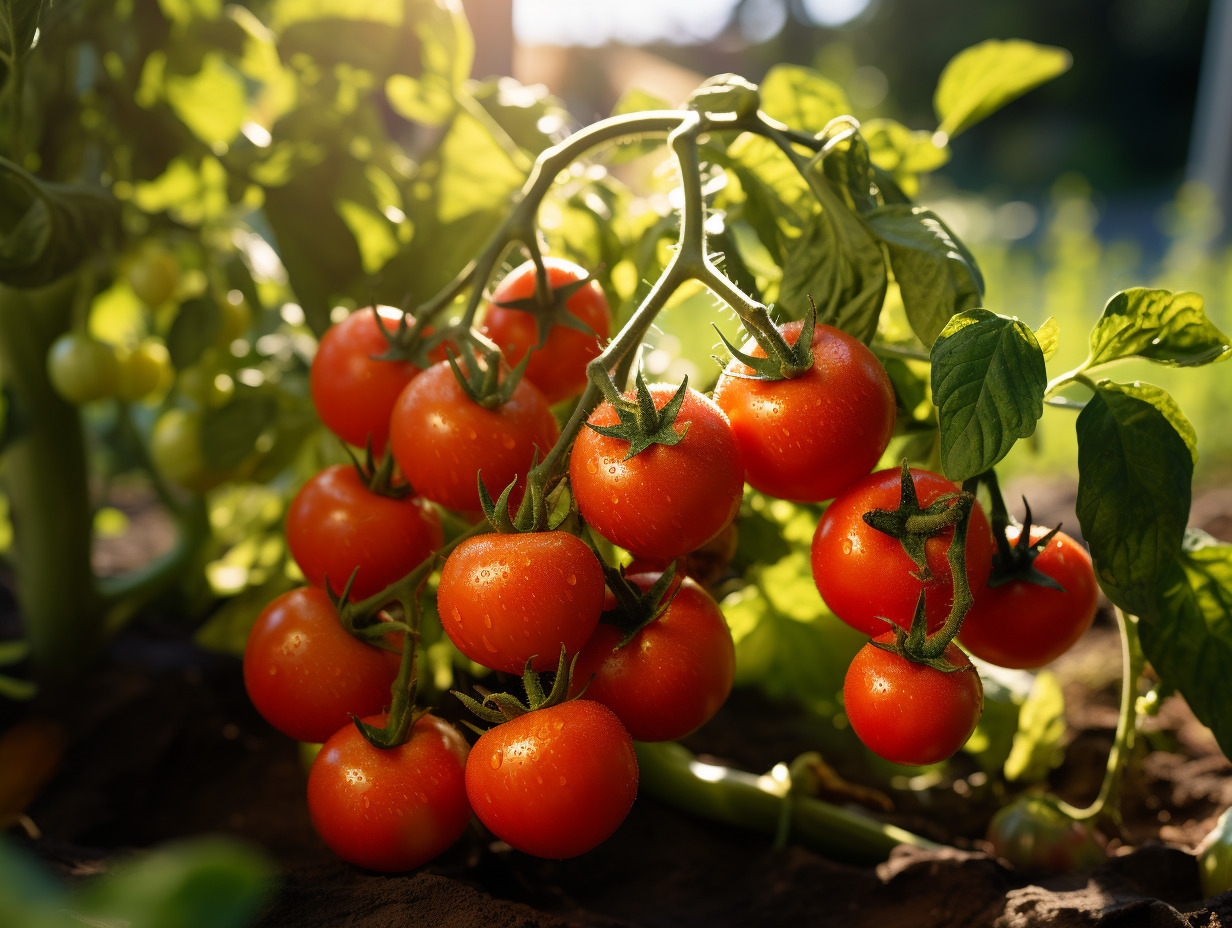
[200,389,276,472]
[1086,288,1232,369]
[778,175,887,342]
[0,0,45,60]
[867,205,983,347]
[166,297,222,369]
[1075,380,1194,615]
[1034,316,1060,361]
[930,309,1046,482]
[759,65,852,134]
[1139,530,1232,760]
[933,39,1072,140]
[1003,670,1066,783]
[862,117,950,197]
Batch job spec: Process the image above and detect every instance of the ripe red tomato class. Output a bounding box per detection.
[307,713,471,871]
[436,531,605,673]
[713,320,896,503]
[389,360,559,513]
[811,468,994,637]
[844,632,984,766]
[465,700,638,858]
[480,258,612,405]
[286,464,443,601]
[310,306,423,456]
[570,572,735,742]
[958,526,1099,669]
[569,383,743,563]
[243,587,396,743]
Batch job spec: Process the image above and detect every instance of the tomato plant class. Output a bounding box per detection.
[844,632,984,766]
[465,700,639,859]
[958,526,1099,669]
[310,307,424,456]
[713,319,896,503]
[436,531,604,673]
[571,572,735,742]
[286,464,443,601]
[116,340,171,402]
[149,408,229,493]
[390,360,559,513]
[569,382,743,563]
[480,258,612,404]
[307,713,471,872]
[242,587,397,743]
[811,468,995,636]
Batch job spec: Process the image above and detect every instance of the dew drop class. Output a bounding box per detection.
[490,750,503,770]
[502,436,516,449]
[559,776,567,786]
[586,459,598,474]
[483,614,493,629]
[566,574,577,585]
[841,539,853,555]
[482,635,498,653]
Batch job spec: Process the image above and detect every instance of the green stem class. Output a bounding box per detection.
[635,740,943,864]
[1058,607,1144,823]
[0,277,101,686]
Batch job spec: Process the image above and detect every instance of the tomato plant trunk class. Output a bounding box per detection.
[0,278,102,685]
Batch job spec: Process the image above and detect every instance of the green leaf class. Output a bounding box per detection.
[200,390,276,472]
[1076,380,1194,615]
[930,309,1046,482]
[867,204,983,346]
[0,0,45,60]
[1086,288,1232,368]
[164,53,249,147]
[760,65,852,133]
[962,661,1034,773]
[605,88,673,164]
[862,117,950,192]
[1003,670,1066,782]
[166,298,222,369]
[0,158,118,288]
[1035,316,1060,361]
[778,177,887,342]
[74,838,271,928]
[934,39,1072,140]
[1140,530,1232,760]
[383,0,474,127]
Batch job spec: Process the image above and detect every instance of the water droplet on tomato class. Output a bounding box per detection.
[490,751,503,770]
[483,614,492,629]
[566,574,576,585]
[502,436,516,449]
[842,539,852,555]
[586,459,598,474]
[482,635,497,653]
[559,776,567,786]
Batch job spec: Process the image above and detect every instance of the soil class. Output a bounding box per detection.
[5,484,1232,927]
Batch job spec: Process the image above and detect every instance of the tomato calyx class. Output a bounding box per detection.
[587,372,691,459]
[687,73,761,120]
[453,646,581,735]
[342,439,414,500]
[598,557,682,647]
[477,463,549,533]
[492,264,600,349]
[965,471,1066,592]
[862,462,979,665]
[711,300,816,382]
[443,343,531,410]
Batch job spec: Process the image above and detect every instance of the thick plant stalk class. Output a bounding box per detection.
[0,278,101,685]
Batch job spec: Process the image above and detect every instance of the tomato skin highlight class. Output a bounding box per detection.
[811,468,994,637]
[844,632,984,766]
[480,258,612,405]
[436,531,605,673]
[286,465,443,601]
[390,360,559,513]
[569,383,743,563]
[958,526,1100,669]
[571,573,735,742]
[310,306,421,456]
[242,587,397,743]
[465,701,638,858]
[307,713,471,872]
[713,320,896,503]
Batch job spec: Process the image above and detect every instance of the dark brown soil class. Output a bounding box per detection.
[4,484,1232,927]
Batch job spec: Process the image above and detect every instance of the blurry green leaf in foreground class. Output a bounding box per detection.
[934,39,1072,140]
[1004,670,1066,783]
[1086,288,1232,369]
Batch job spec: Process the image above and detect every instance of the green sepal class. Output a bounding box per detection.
[353,700,431,750]
[861,461,968,580]
[452,646,581,732]
[985,497,1066,592]
[444,344,531,409]
[323,566,361,613]
[711,302,817,382]
[342,438,413,499]
[493,271,597,349]
[596,557,681,647]
[477,458,547,534]
[586,372,691,460]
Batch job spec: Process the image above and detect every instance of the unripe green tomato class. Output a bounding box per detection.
[127,243,180,308]
[117,341,172,401]
[176,352,232,408]
[987,796,1105,872]
[217,297,253,347]
[46,333,121,404]
[150,408,226,493]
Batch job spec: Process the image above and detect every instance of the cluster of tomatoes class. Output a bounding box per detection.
[242,255,1101,872]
